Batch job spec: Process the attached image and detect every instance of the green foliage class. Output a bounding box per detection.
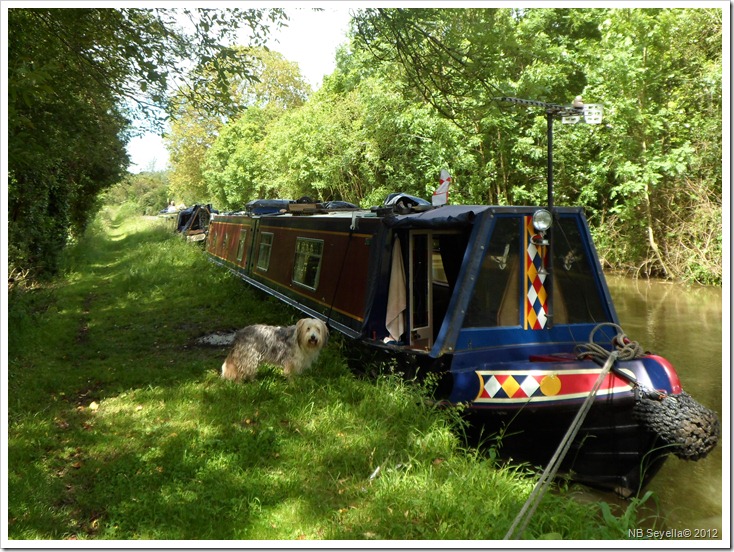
[8,7,722,284]
[203,64,479,208]
[202,105,283,209]
[8,8,286,280]
[8,9,129,276]
[8,209,652,540]
[166,47,311,206]
[104,172,170,215]
[598,491,658,538]
[103,7,725,284]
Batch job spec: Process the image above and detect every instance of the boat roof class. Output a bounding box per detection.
[213,202,585,230]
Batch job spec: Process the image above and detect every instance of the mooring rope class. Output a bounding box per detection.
[574,322,645,363]
[576,323,720,461]
[504,321,719,539]
[503,349,618,540]
[504,323,642,540]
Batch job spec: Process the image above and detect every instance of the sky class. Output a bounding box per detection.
[126,6,353,173]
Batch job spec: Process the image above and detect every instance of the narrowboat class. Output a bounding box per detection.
[204,98,719,497]
[205,196,719,496]
[173,203,217,242]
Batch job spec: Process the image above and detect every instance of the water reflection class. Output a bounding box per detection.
[605,275,724,537]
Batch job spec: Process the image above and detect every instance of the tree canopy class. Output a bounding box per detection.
[195,7,722,284]
[166,46,311,205]
[8,7,723,285]
[7,7,287,279]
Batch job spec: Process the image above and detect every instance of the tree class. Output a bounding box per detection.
[352,7,722,282]
[352,8,607,206]
[194,7,722,283]
[582,9,722,281]
[202,105,282,209]
[167,47,311,205]
[203,52,480,208]
[105,171,170,216]
[7,7,286,278]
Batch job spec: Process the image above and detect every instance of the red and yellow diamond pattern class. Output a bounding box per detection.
[475,369,634,404]
[524,215,548,329]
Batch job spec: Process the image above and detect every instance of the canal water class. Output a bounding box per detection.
[602,275,725,538]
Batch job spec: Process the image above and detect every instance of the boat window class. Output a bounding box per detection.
[463,217,521,328]
[432,238,449,286]
[293,238,324,290]
[553,217,608,323]
[236,229,247,263]
[257,232,273,271]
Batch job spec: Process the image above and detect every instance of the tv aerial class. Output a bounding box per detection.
[494,95,603,210]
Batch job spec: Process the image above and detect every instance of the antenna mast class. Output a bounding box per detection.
[494,96,603,209]
[495,96,603,330]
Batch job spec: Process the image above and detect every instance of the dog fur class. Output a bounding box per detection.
[221,318,328,382]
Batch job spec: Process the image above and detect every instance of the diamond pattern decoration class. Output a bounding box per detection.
[475,369,635,404]
[524,216,549,330]
[499,375,521,398]
[520,374,541,397]
[484,373,502,398]
[480,374,546,400]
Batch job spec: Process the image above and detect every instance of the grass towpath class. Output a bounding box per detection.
[7,205,642,541]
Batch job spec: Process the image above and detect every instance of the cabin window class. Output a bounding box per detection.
[552,216,608,323]
[463,217,521,328]
[293,238,324,290]
[257,232,274,271]
[236,229,247,263]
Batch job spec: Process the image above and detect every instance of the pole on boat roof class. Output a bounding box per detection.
[547,111,553,212]
[494,96,603,330]
[494,95,603,209]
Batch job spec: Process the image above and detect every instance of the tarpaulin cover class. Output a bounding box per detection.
[246,199,293,215]
[383,205,491,229]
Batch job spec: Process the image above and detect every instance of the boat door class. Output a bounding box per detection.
[409,232,432,349]
[408,231,460,350]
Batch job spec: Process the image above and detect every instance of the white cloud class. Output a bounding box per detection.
[127,7,352,174]
[266,6,352,89]
[127,134,169,173]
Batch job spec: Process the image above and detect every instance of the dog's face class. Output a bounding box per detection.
[296,318,328,350]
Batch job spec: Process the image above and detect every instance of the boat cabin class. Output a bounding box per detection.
[207,202,618,372]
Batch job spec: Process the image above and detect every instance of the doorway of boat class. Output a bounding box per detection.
[407,230,466,350]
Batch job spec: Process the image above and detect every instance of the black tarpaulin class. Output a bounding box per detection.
[382,205,491,229]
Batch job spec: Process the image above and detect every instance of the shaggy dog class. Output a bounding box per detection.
[221,318,328,382]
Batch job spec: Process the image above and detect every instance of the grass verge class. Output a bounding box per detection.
[7,204,647,540]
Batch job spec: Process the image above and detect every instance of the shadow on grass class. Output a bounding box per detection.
[9,366,536,540]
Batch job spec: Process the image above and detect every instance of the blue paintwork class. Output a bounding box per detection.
[431,207,619,356]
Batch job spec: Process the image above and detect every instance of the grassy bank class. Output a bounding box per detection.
[7,205,648,541]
